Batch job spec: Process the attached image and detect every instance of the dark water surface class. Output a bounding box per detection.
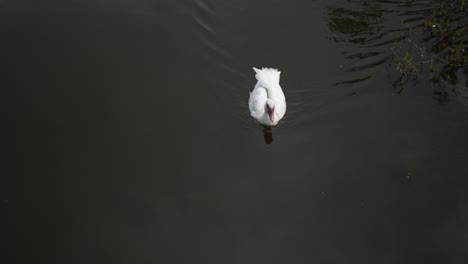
[4,0,468,263]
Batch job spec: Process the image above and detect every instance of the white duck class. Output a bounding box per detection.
[248,67,286,126]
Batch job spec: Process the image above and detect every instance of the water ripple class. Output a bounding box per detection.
[327,0,436,90]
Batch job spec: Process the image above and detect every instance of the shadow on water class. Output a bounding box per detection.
[262,126,273,144]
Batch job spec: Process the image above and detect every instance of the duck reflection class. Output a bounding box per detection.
[263,126,273,144]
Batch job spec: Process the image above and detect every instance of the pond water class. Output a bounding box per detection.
[4,0,468,263]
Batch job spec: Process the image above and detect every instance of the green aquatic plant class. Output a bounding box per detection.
[447,43,468,67]
[392,38,435,76]
[391,0,468,96]
[395,51,419,76]
[391,38,435,93]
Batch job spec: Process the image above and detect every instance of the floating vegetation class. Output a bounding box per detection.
[391,0,468,97]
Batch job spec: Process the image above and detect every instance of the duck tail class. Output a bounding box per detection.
[253,67,281,88]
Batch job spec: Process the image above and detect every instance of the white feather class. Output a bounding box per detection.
[253,67,281,87]
[248,67,286,126]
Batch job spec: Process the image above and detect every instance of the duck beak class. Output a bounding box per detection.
[268,109,275,122]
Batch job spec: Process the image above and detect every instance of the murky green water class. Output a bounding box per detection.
[4,0,468,263]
